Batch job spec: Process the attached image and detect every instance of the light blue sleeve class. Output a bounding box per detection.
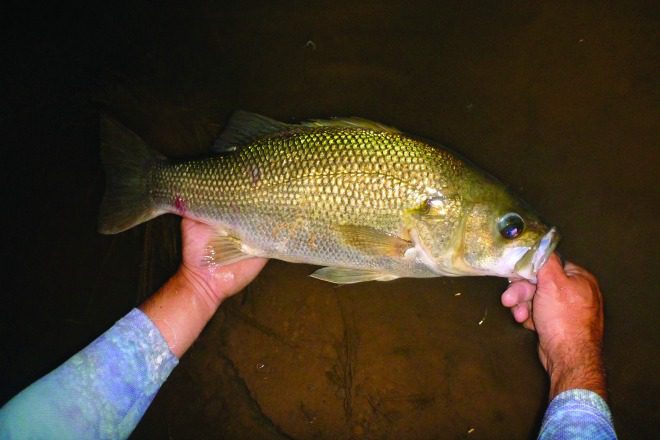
[539,389,617,439]
[0,308,178,440]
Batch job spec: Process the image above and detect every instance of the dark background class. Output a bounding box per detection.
[1,1,658,438]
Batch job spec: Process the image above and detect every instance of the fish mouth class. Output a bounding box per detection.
[514,227,560,282]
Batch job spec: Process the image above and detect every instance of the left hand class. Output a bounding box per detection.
[179,218,269,309]
[140,219,268,358]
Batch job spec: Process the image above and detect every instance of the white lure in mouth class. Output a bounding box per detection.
[514,227,560,282]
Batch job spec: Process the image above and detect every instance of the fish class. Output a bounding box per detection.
[98,111,558,284]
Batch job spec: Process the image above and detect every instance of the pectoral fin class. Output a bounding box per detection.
[335,224,412,257]
[203,233,252,266]
[310,267,399,284]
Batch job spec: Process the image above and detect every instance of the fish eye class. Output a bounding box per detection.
[498,213,525,239]
[420,196,443,214]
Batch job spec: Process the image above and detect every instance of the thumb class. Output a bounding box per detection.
[537,253,567,285]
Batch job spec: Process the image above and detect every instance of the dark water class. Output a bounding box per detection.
[2,1,658,438]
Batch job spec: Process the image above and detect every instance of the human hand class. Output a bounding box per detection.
[501,253,606,399]
[178,218,268,309]
[140,219,267,358]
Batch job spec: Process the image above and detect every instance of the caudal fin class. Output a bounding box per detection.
[98,116,165,234]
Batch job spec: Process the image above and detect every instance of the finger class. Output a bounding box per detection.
[563,260,593,276]
[564,261,601,286]
[512,302,531,323]
[563,260,581,273]
[521,317,536,331]
[537,253,567,284]
[221,257,269,291]
[501,281,536,307]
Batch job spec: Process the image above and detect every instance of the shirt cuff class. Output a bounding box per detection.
[539,389,617,439]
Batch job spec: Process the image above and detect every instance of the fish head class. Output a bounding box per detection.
[456,198,559,281]
[408,182,558,282]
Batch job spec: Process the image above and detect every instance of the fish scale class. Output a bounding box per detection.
[147,128,458,276]
[99,112,558,283]
[152,128,459,219]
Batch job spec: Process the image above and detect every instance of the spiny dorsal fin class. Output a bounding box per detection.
[212,112,400,153]
[301,117,401,133]
[211,111,293,153]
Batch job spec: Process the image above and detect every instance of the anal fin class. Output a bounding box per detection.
[310,267,399,284]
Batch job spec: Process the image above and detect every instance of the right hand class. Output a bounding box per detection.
[501,253,607,399]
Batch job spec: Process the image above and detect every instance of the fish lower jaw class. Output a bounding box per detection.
[513,227,560,282]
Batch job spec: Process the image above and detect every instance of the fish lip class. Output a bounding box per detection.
[532,227,559,272]
[514,227,560,281]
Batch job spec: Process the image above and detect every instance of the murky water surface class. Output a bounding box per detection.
[2,2,657,438]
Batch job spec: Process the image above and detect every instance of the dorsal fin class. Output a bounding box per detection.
[211,111,292,153]
[301,117,401,133]
[211,112,401,153]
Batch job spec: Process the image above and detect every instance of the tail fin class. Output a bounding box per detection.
[98,116,165,234]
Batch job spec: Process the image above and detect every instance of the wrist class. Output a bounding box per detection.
[543,341,607,401]
[139,269,223,359]
[178,264,225,312]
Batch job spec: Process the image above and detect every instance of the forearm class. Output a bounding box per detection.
[540,331,613,438]
[139,253,267,359]
[0,309,178,439]
[545,343,607,401]
[139,267,223,359]
[0,219,265,439]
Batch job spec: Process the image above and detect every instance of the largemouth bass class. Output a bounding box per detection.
[99,111,558,284]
